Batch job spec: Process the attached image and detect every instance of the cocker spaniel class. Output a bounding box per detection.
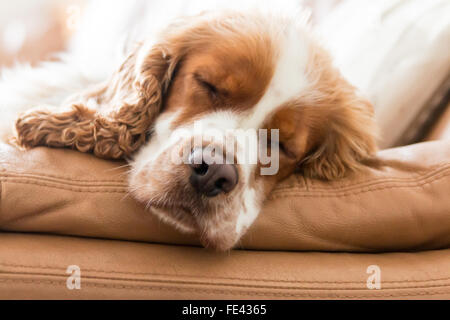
[1,3,377,250]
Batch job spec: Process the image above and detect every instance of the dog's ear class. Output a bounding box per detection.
[300,50,378,180]
[15,42,179,159]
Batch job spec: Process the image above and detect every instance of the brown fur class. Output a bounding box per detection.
[15,42,176,159]
[164,14,275,128]
[297,45,378,180]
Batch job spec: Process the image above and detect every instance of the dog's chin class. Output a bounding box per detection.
[199,229,240,252]
[149,205,240,251]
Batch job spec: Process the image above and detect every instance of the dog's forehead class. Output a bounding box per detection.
[173,20,312,131]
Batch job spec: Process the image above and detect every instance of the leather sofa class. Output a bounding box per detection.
[1,123,449,298]
[1,0,450,300]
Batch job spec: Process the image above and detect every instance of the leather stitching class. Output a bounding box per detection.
[1,262,450,284]
[270,170,450,199]
[304,163,450,190]
[3,271,450,290]
[1,164,449,194]
[1,277,450,298]
[1,174,127,188]
[0,168,126,183]
[1,166,449,197]
[0,179,127,193]
[275,164,450,192]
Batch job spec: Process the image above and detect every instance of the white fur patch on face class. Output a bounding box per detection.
[242,20,311,130]
[235,187,259,235]
[232,21,312,235]
[191,111,240,134]
[131,111,180,175]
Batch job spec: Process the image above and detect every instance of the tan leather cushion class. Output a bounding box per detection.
[1,233,450,299]
[0,140,449,252]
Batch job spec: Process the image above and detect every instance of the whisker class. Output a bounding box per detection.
[120,192,133,202]
[104,163,131,172]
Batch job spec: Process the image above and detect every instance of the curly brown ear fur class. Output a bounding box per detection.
[300,47,378,180]
[15,43,177,159]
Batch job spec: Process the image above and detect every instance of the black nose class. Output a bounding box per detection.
[188,149,238,197]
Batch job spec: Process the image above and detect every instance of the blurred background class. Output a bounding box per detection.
[0,0,85,67]
[0,0,448,147]
[0,0,341,68]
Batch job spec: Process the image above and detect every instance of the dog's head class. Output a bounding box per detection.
[15,11,377,250]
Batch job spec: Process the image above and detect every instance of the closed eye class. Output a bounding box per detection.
[268,138,296,159]
[194,73,218,97]
[279,142,296,158]
[200,80,218,95]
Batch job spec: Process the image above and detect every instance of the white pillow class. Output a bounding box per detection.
[317,0,450,148]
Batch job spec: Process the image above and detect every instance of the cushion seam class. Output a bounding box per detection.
[270,170,450,199]
[0,175,127,188]
[0,169,125,183]
[1,277,450,298]
[275,164,450,192]
[2,272,450,291]
[1,262,450,284]
[0,179,127,193]
[1,163,449,193]
[2,169,449,196]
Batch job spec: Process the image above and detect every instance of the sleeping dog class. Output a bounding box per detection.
[0,1,377,250]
